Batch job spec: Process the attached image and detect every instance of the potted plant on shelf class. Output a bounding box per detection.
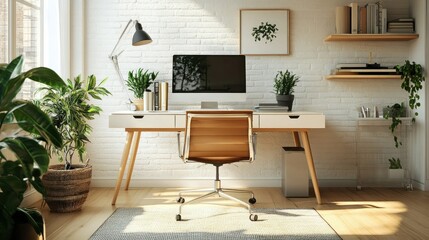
[126,68,158,110]
[0,56,64,239]
[388,157,404,179]
[36,75,111,213]
[273,70,300,111]
[384,61,425,175]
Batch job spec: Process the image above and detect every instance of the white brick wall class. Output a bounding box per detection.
[82,0,417,187]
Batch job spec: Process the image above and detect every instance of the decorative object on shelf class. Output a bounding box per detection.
[126,68,158,110]
[109,19,152,102]
[240,9,289,55]
[36,75,111,213]
[388,157,404,179]
[0,56,65,239]
[273,70,299,111]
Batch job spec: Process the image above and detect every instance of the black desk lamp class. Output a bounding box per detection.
[109,20,152,100]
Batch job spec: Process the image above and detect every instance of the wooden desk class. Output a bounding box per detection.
[109,111,325,205]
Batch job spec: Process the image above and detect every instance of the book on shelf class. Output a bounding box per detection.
[381,8,387,34]
[336,69,396,73]
[335,6,351,34]
[160,82,168,111]
[349,3,359,34]
[359,7,367,33]
[336,63,367,69]
[153,82,160,110]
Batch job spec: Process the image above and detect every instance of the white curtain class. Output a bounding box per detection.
[43,0,70,79]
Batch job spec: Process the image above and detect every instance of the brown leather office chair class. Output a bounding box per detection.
[176,110,258,221]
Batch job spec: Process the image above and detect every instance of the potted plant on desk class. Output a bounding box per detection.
[0,56,64,239]
[126,68,158,110]
[273,70,300,111]
[36,75,110,212]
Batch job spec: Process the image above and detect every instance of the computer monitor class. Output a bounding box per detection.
[171,55,246,104]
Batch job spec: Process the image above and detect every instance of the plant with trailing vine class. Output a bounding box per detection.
[384,61,425,169]
[252,22,278,43]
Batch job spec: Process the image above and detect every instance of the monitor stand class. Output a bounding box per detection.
[201,101,218,109]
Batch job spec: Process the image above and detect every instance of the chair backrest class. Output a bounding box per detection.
[183,110,254,165]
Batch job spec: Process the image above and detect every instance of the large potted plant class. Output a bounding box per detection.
[36,75,110,212]
[126,68,158,110]
[273,70,300,111]
[0,56,64,239]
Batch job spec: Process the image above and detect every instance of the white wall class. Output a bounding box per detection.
[75,0,426,188]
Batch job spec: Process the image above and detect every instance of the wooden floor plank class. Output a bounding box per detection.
[32,187,429,239]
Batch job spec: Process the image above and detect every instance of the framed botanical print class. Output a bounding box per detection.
[240,9,290,55]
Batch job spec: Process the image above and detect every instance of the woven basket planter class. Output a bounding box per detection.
[42,164,92,213]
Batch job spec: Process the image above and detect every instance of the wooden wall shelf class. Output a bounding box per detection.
[326,75,401,80]
[324,34,419,41]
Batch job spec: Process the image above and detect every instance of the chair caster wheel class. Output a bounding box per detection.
[249,214,258,221]
[249,197,256,204]
[176,214,182,221]
[177,197,185,203]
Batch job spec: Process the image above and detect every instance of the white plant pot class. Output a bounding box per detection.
[388,169,404,179]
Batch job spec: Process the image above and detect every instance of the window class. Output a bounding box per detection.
[1,0,43,99]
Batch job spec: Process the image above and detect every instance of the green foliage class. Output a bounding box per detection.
[126,68,158,98]
[252,22,279,43]
[383,103,406,148]
[388,157,402,169]
[395,60,425,120]
[0,55,65,239]
[273,70,300,95]
[36,75,111,168]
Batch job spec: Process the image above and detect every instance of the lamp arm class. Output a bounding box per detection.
[111,55,132,101]
[109,19,135,57]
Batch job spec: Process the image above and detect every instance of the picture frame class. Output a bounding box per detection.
[240,9,290,56]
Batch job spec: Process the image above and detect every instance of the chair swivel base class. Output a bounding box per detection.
[175,179,258,221]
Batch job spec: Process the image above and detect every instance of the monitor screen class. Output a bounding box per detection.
[172,55,246,93]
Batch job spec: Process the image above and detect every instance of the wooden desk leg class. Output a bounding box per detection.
[125,131,142,190]
[300,131,322,204]
[292,131,301,147]
[111,131,134,205]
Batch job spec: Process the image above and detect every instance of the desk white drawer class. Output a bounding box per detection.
[259,114,325,128]
[109,114,175,128]
[175,115,260,129]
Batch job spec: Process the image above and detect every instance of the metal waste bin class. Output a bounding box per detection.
[282,147,309,197]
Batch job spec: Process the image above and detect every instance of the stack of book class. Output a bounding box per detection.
[387,18,415,33]
[254,103,288,112]
[334,63,397,75]
[150,81,169,111]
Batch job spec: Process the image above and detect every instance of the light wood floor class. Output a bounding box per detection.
[35,187,429,240]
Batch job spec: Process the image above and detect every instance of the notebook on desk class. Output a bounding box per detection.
[254,103,289,112]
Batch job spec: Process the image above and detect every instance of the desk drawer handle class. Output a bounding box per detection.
[133,115,145,119]
[289,115,300,119]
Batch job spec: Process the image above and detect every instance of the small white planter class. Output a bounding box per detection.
[388,169,404,179]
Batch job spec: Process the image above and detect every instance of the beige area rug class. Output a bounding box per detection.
[90,205,341,240]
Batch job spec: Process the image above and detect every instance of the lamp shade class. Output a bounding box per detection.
[132,21,152,46]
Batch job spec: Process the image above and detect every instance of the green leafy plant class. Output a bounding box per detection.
[388,157,402,169]
[36,75,111,169]
[383,103,406,148]
[126,68,158,98]
[252,22,279,43]
[273,70,300,95]
[0,56,64,239]
[395,60,425,120]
